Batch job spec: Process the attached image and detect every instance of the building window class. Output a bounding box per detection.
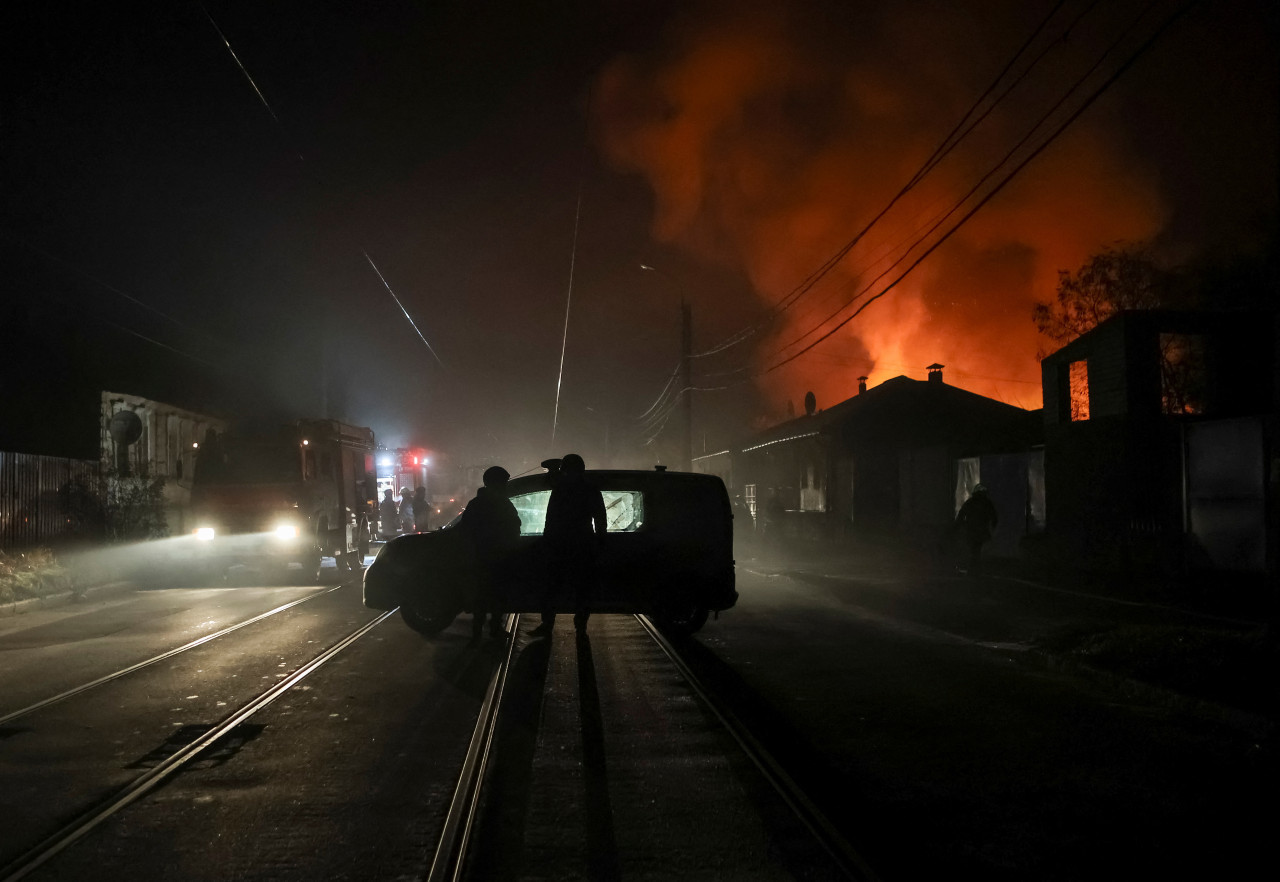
[954,457,981,516]
[1159,332,1206,415]
[799,464,826,511]
[1068,360,1090,421]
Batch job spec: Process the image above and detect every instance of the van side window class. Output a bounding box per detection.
[509,489,645,535]
[602,490,644,531]
[511,491,550,535]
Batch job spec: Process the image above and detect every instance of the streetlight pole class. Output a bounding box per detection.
[641,264,693,471]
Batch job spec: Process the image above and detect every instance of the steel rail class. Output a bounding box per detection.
[0,608,397,882]
[427,613,521,882]
[0,586,343,727]
[635,614,882,882]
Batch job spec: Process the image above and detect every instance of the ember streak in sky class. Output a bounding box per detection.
[363,252,445,369]
[200,3,281,125]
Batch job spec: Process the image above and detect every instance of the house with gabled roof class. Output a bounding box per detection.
[721,365,1043,551]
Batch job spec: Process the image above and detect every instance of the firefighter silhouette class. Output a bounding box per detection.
[534,453,606,634]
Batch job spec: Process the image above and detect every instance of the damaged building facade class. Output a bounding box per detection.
[1041,309,1278,578]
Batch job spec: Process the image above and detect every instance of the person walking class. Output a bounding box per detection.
[954,483,998,574]
[533,453,606,635]
[458,466,521,642]
[378,488,399,540]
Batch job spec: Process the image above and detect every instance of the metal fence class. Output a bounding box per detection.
[0,451,100,550]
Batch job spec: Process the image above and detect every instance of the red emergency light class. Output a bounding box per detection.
[399,448,430,471]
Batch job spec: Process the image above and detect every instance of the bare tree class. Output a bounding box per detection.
[1034,246,1206,415]
[1032,246,1165,355]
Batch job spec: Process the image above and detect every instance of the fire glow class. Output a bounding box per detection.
[594,3,1167,414]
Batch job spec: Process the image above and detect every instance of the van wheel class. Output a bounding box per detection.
[400,597,457,636]
[657,605,709,637]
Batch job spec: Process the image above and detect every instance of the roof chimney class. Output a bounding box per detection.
[857,376,868,394]
[926,363,944,383]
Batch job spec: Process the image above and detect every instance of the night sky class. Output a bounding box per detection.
[3,1,1275,474]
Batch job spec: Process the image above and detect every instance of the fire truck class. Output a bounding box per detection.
[190,419,377,580]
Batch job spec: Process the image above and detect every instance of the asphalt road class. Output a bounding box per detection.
[699,561,1269,879]
[0,550,1269,880]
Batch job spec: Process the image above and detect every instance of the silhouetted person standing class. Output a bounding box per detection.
[459,466,521,642]
[954,483,998,574]
[399,487,415,533]
[535,453,606,634]
[378,488,399,539]
[413,485,430,531]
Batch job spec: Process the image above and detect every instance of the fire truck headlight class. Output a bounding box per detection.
[195,527,216,541]
[274,524,299,540]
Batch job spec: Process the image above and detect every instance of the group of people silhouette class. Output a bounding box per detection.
[379,485,429,537]
[457,453,606,643]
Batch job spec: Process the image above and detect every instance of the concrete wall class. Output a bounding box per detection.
[100,392,227,536]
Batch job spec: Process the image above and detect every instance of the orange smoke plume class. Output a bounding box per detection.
[593,3,1166,416]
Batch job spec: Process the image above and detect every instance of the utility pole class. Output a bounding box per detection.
[681,298,692,472]
[641,263,694,472]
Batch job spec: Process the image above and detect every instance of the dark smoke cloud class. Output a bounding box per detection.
[593,0,1270,415]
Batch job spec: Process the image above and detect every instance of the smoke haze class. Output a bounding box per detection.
[592,0,1262,415]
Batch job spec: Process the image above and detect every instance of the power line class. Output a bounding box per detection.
[634,361,683,422]
[3,234,222,343]
[681,0,1085,362]
[768,2,1151,366]
[697,194,960,381]
[95,317,223,369]
[763,0,1197,376]
[666,0,1194,393]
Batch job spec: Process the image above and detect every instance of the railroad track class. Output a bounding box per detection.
[0,586,343,728]
[634,614,878,882]
[434,613,879,882]
[427,613,523,882]
[0,602,394,882]
[4,607,877,881]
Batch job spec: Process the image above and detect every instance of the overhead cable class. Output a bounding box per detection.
[681,0,1081,362]
[763,0,1197,375]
